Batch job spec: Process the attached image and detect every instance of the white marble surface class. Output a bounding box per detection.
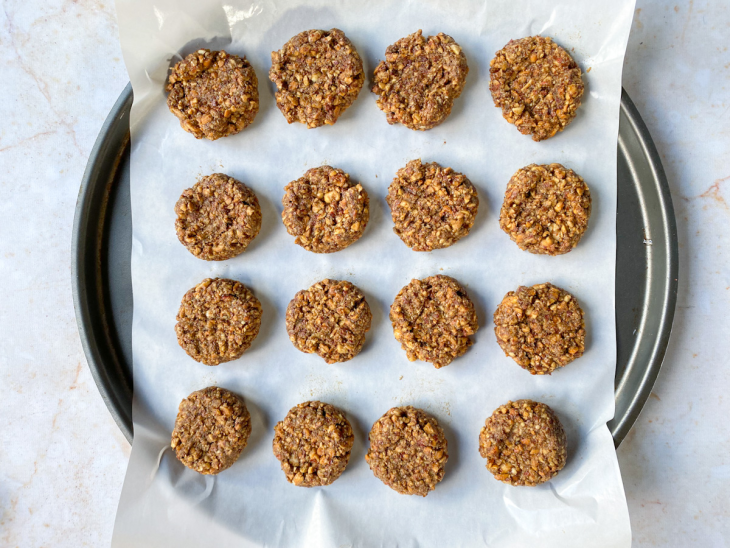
[0,0,727,545]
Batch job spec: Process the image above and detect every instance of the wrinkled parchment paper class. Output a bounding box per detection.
[112,1,635,546]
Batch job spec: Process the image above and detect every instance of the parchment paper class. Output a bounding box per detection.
[112,1,635,546]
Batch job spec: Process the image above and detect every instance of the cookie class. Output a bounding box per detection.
[269,29,364,128]
[386,159,479,251]
[272,401,354,487]
[365,406,448,496]
[286,279,372,364]
[372,30,469,130]
[171,386,252,475]
[493,282,585,375]
[175,173,262,261]
[166,49,259,140]
[489,36,584,141]
[479,399,567,486]
[390,275,478,368]
[282,166,369,253]
[175,278,262,365]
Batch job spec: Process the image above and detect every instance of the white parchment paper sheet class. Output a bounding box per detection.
[112,1,635,546]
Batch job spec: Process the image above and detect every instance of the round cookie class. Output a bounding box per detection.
[269,29,364,128]
[175,173,262,261]
[489,36,584,141]
[372,30,469,130]
[479,399,567,486]
[166,49,259,140]
[286,279,372,364]
[386,159,479,251]
[493,282,585,375]
[175,278,262,365]
[499,163,591,256]
[365,406,448,496]
[171,386,252,475]
[282,166,369,253]
[390,275,478,368]
[272,401,354,487]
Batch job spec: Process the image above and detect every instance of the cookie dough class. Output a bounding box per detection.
[269,29,364,128]
[286,279,372,363]
[272,401,354,487]
[366,406,448,496]
[175,173,262,261]
[386,159,479,251]
[175,278,262,365]
[282,166,369,253]
[390,275,478,368]
[479,399,567,486]
[171,386,252,475]
[166,49,259,140]
[493,282,585,375]
[372,30,469,130]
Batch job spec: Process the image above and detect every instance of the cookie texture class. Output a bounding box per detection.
[366,406,448,496]
[175,173,262,261]
[372,30,469,130]
[171,386,252,475]
[282,166,369,253]
[390,275,478,368]
[167,49,259,140]
[272,401,354,487]
[269,29,364,128]
[175,278,262,365]
[493,282,585,375]
[489,36,583,141]
[500,163,591,255]
[479,399,567,486]
[387,159,479,251]
[286,279,372,363]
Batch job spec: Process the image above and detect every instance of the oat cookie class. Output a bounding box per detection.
[372,30,469,130]
[366,406,448,496]
[489,36,584,141]
[166,49,259,140]
[479,399,567,486]
[286,279,372,364]
[282,166,369,253]
[386,159,479,251]
[269,29,364,128]
[493,282,585,375]
[171,386,252,475]
[272,401,354,487]
[500,163,591,255]
[175,278,262,365]
[175,173,262,261]
[390,275,478,368]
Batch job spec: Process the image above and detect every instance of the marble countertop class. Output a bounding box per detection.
[0,0,728,545]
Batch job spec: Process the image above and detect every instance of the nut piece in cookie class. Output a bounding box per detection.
[387,159,479,251]
[286,279,372,364]
[166,49,259,140]
[372,30,469,130]
[175,173,262,261]
[493,282,585,375]
[489,36,584,141]
[479,399,567,486]
[273,401,354,487]
[175,278,262,365]
[269,29,364,128]
[390,275,478,368]
[282,166,369,253]
[366,406,448,496]
[171,386,252,475]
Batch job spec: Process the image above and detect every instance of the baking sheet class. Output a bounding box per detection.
[112,1,635,546]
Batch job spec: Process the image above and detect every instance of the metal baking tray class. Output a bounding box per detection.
[71,83,678,446]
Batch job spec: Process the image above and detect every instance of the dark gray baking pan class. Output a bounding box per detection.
[71,83,678,446]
